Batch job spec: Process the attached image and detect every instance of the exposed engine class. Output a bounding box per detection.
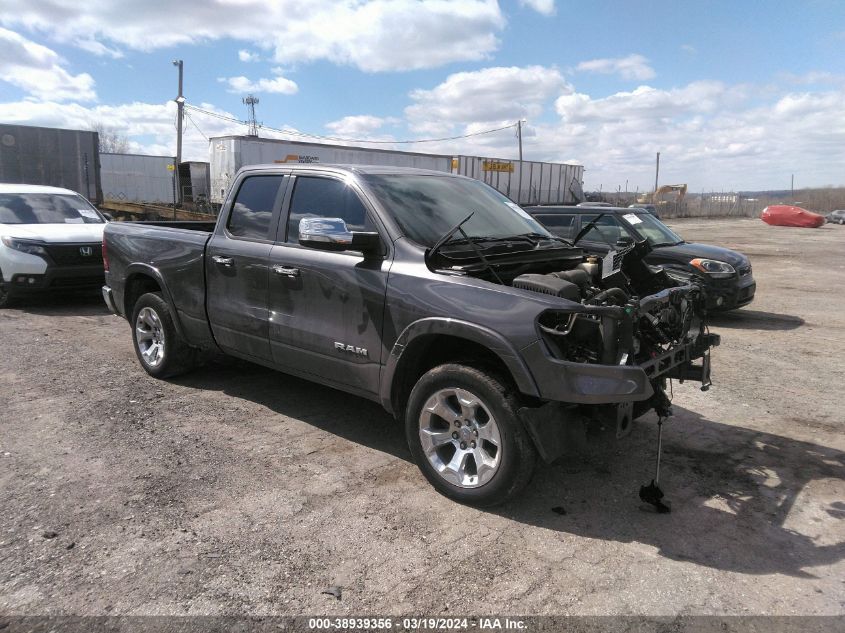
[428,234,712,378]
[511,240,706,370]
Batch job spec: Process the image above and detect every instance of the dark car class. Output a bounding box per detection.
[826,210,845,225]
[526,205,756,311]
[628,203,660,218]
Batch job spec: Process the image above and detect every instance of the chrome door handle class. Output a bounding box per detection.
[212,255,233,267]
[273,265,300,277]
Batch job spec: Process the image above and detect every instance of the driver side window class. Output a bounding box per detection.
[286,176,374,244]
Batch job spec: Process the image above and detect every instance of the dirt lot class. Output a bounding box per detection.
[1,217,843,617]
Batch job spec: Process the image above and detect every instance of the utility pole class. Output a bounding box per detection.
[654,152,660,202]
[172,59,184,207]
[243,94,260,137]
[791,174,794,201]
[516,119,525,204]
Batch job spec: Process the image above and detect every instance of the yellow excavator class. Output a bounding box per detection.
[638,184,687,205]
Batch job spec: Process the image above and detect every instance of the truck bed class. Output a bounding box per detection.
[103,221,215,347]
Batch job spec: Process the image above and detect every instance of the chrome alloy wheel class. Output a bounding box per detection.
[135,306,165,368]
[418,388,502,488]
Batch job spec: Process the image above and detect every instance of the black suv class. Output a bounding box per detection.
[526,205,755,311]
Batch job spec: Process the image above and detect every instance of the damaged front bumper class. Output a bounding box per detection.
[521,332,718,404]
[522,284,720,405]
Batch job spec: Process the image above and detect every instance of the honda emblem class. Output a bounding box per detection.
[79,246,93,257]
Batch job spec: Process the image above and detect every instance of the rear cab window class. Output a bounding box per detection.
[226,175,284,240]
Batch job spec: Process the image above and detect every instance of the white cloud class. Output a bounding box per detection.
[779,70,845,86]
[0,99,258,161]
[519,0,555,15]
[238,49,260,62]
[546,82,845,190]
[406,65,571,134]
[2,46,843,193]
[325,115,398,139]
[1,0,506,72]
[555,81,728,123]
[0,27,96,101]
[396,72,845,192]
[76,38,123,59]
[218,74,299,95]
[576,54,656,81]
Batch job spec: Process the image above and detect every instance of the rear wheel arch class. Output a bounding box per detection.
[122,267,189,341]
[123,272,162,318]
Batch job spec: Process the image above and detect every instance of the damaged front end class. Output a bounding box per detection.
[516,239,720,463]
[427,234,719,466]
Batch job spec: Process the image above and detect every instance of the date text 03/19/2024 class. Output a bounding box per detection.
[307,617,528,630]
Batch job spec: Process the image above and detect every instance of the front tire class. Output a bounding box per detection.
[405,364,537,506]
[0,270,15,309]
[130,292,198,378]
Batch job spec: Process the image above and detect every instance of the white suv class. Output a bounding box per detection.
[0,184,108,308]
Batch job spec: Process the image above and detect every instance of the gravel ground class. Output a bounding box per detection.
[0,217,843,617]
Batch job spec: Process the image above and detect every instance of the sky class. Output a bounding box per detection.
[1,0,844,193]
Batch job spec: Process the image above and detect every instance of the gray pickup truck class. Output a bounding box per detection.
[102,164,719,506]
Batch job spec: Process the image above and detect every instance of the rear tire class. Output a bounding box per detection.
[405,363,536,507]
[130,292,198,378]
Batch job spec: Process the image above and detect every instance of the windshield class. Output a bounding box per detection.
[621,212,682,246]
[0,193,104,225]
[361,175,551,247]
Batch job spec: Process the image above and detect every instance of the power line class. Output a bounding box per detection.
[267,121,520,144]
[183,102,519,145]
[184,111,208,141]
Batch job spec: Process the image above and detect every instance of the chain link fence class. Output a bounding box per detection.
[585,187,845,219]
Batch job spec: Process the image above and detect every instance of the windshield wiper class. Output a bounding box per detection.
[426,212,475,263]
[571,213,606,246]
[425,213,505,284]
[447,234,538,246]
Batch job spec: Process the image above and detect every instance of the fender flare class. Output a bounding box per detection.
[379,317,540,415]
[123,263,190,342]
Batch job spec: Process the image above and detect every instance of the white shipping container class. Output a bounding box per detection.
[453,156,584,206]
[210,137,453,203]
[101,153,176,204]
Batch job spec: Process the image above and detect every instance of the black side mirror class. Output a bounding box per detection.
[616,236,635,248]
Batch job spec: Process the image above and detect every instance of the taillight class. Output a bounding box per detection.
[102,238,109,272]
